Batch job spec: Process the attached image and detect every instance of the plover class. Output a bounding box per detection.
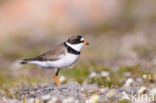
[21,35,89,86]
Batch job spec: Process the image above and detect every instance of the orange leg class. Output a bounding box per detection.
[52,74,60,86]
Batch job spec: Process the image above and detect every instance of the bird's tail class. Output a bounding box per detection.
[20,58,31,64]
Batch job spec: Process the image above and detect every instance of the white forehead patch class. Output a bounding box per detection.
[80,38,84,41]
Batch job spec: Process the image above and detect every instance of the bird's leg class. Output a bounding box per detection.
[53,74,60,86]
[52,69,61,86]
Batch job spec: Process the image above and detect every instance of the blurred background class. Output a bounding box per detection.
[0,0,156,95]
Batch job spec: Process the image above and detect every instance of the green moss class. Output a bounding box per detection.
[118,99,130,103]
[117,65,144,77]
[60,64,90,84]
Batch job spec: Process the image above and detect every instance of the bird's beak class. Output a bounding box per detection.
[83,41,90,45]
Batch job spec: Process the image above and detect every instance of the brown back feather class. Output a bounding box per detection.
[21,43,66,63]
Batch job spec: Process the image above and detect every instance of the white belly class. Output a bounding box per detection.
[29,54,79,69]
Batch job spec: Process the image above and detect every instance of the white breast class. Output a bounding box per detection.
[29,53,80,69]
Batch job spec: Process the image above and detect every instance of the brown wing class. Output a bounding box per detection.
[21,43,66,64]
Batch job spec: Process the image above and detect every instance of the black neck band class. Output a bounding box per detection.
[64,42,80,55]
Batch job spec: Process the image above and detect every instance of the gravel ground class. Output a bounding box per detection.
[18,82,84,102]
[0,81,155,103]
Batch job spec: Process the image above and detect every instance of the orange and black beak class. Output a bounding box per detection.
[83,41,90,45]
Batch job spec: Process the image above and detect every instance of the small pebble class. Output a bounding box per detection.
[86,94,100,103]
[63,97,74,103]
[41,94,51,101]
[89,72,97,78]
[100,71,110,77]
[124,78,134,86]
[99,88,106,93]
[142,74,147,79]
[35,98,39,103]
[149,88,156,96]
[48,96,58,103]
[106,89,117,98]
[27,98,35,103]
[59,76,66,83]
[137,87,147,94]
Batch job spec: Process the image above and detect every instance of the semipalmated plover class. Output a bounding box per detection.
[21,35,89,86]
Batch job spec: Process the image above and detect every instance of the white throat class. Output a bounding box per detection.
[66,42,84,52]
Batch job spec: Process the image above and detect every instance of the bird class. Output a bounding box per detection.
[20,35,89,86]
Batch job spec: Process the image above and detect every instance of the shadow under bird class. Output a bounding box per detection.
[21,35,89,86]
